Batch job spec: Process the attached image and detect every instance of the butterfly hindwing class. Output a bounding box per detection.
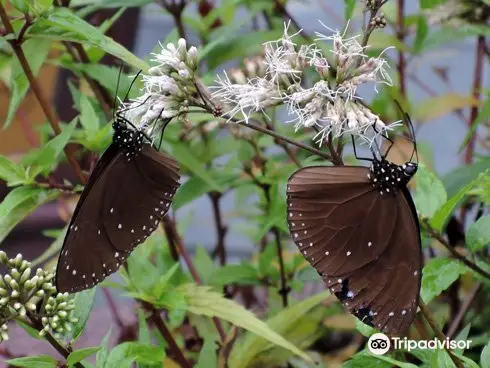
[286,165,421,335]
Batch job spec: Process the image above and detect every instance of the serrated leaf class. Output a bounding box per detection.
[26,8,148,71]
[23,119,77,176]
[0,187,60,244]
[430,180,476,232]
[413,163,447,218]
[67,347,101,366]
[412,94,478,123]
[207,264,259,287]
[171,143,224,191]
[229,290,330,368]
[466,215,490,252]
[0,155,27,186]
[7,355,57,368]
[5,39,52,127]
[104,342,165,368]
[421,258,468,303]
[179,283,311,363]
[79,93,100,132]
[71,288,97,341]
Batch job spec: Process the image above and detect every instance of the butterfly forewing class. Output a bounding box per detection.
[287,165,421,335]
[56,144,180,294]
[102,146,179,249]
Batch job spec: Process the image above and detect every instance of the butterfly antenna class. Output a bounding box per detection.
[394,100,418,164]
[122,70,142,107]
[114,63,123,121]
[351,135,375,162]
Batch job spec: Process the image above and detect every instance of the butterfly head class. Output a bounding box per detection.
[402,162,417,178]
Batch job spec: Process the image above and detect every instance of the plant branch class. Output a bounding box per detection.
[209,192,228,266]
[465,35,485,164]
[0,4,86,183]
[25,313,84,368]
[422,219,490,280]
[447,281,481,339]
[146,305,191,368]
[396,0,406,97]
[0,4,85,184]
[418,301,464,368]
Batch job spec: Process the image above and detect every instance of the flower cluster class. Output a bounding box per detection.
[212,22,397,146]
[120,39,199,138]
[0,251,78,341]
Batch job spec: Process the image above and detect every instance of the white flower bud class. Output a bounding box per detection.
[0,251,7,263]
[11,290,19,298]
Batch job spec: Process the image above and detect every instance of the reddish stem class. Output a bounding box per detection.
[465,36,485,164]
[397,0,406,97]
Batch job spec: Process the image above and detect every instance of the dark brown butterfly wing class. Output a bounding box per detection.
[56,144,180,293]
[287,165,421,335]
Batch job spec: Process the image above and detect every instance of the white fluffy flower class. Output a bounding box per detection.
[212,73,281,123]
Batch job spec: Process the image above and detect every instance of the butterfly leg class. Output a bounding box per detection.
[372,120,395,159]
[351,135,374,162]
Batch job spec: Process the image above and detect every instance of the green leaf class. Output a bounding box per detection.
[26,8,148,71]
[71,288,97,341]
[412,94,478,123]
[194,246,216,285]
[443,158,490,198]
[180,283,311,363]
[67,347,101,366]
[5,39,52,127]
[171,143,224,191]
[229,290,330,368]
[0,187,60,244]
[344,0,356,20]
[151,263,180,298]
[413,16,428,53]
[79,93,100,132]
[7,355,57,368]
[96,330,112,368]
[466,215,490,252]
[481,341,490,367]
[430,180,476,232]
[10,0,30,12]
[0,155,27,186]
[104,342,165,368]
[431,349,455,368]
[413,163,447,218]
[421,258,468,303]
[24,119,77,176]
[195,338,218,368]
[453,323,471,355]
[137,309,151,344]
[207,264,259,287]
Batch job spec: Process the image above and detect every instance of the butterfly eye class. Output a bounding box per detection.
[403,163,417,176]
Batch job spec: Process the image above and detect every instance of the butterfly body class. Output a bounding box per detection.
[56,117,180,294]
[286,157,421,335]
